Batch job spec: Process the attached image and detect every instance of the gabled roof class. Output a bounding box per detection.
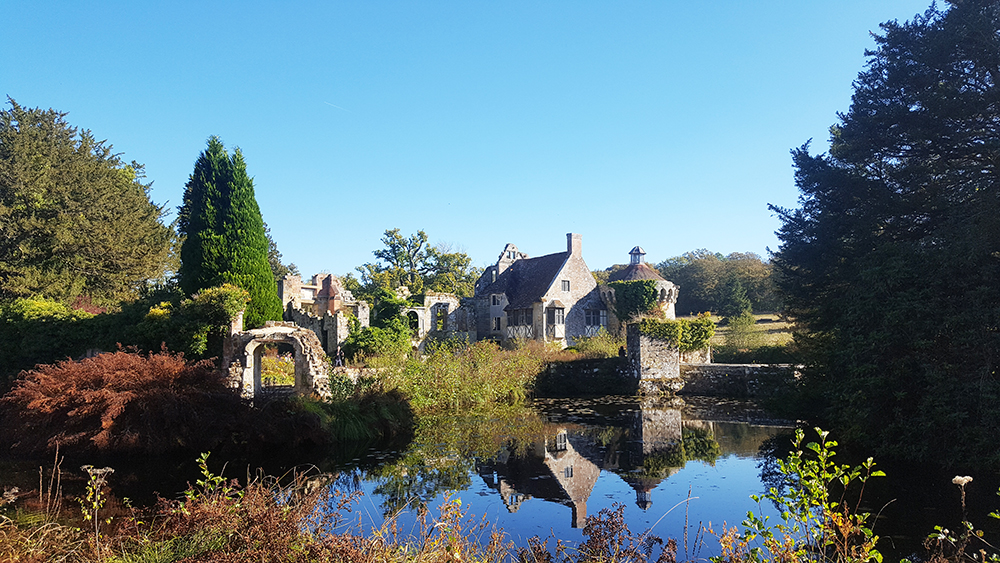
[607,262,665,282]
[480,251,569,309]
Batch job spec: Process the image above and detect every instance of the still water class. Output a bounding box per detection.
[323,396,793,558]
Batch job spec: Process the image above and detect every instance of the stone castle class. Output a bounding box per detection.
[278,233,680,353]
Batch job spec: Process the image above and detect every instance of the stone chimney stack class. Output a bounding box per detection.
[567,233,582,257]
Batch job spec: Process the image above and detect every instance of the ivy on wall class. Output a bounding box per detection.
[638,313,715,352]
[608,280,660,321]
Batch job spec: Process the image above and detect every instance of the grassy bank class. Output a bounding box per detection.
[691,313,800,365]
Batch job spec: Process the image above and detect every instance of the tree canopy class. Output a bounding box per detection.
[652,250,777,314]
[353,229,482,299]
[178,137,282,329]
[0,99,173,308]
[771,0,1000,465]
[265,223,299,284]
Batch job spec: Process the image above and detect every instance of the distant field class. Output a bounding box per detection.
[678,313,794,347]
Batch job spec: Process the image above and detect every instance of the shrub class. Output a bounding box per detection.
[260,352,294,386]
[680,313,716,352]
[569,328,625,359]
[0,297,99,388]
[712,428,883,563]
[0,284,249,389]
[723,310,765,351]
[342,290,414,363]
[638,315,716,352]
[0,350,244,455]
[385,339,543,413]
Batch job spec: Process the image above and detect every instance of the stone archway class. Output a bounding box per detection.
[224,322,330,400]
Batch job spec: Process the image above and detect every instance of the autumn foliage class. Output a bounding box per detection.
[1,350,243,455]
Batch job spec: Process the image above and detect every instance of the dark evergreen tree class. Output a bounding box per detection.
[265,223,298,284]
[178,137,281,328]
[771,0,1000,466]
[178,137,227,297]
[717,276,752,322]
[0,99,173,307]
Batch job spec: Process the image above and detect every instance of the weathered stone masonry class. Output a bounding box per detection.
[223,319,331,400]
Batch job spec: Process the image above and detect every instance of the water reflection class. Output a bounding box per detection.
[366,396,793,534]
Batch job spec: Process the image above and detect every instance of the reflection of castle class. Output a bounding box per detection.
[476,399,791,527]
[478,426,603,528]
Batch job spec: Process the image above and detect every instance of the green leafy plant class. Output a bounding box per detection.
[680,313,716,352]
[570,328,625,359]
[638,316,715,352]
[386,339,542,413]
[608,280,660,322]
[79,465,115,549]
[713,428,884,563]
[184,453,241,503]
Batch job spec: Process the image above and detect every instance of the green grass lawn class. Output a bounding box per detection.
[679,313,793,347]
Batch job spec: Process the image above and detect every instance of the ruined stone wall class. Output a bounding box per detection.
[680,347,712,364]
[224,321,331,399]
[284,305,358,356]
[626,324,681,383]
[278,274,303,310]
[534,357,634,397]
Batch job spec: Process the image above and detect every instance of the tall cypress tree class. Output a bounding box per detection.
[178,137,282,329]
[178,137,227,297]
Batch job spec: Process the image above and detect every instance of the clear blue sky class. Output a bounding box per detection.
[2,1,932,278]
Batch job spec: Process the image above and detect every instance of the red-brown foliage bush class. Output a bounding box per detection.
[0,350,244,455]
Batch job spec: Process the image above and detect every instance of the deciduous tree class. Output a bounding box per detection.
[654,250,777,314]
[356,229,481,298]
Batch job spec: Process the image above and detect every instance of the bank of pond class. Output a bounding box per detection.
[2,394,998,562]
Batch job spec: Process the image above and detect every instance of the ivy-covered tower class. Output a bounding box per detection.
[602,247,679,331]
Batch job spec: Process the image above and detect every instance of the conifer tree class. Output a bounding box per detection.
[771,0,1000,463]
[178,137,281,329]
[0,99,173,307]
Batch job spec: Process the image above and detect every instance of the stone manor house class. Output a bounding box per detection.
[278,233,678,353]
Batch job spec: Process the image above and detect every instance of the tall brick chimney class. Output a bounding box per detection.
[567,233,582,257]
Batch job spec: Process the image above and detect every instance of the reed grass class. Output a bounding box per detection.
[384,340,544,413]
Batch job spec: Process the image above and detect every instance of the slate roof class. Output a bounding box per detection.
[607,262,665,282]
[480,251,569,309]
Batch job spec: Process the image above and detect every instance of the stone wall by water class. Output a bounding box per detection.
[679,363,799,398]
[535,357,798,398]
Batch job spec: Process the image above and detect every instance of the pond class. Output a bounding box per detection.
[313,395,795,559]
[5,393,993,560]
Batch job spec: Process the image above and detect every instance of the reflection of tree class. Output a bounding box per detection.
[756,431,796,507]
[368,406,543,515]
[626,426,721,477]
[683,428,722,465]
